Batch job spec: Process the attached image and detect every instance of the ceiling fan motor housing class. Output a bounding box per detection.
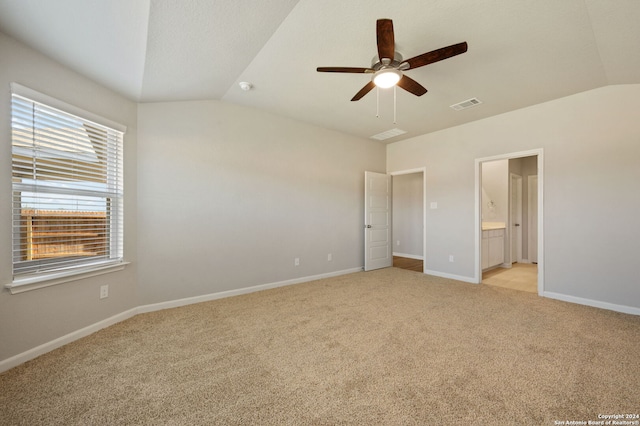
[371,52,404,71]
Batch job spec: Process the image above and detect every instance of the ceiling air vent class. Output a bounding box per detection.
[370,128,407,141]
[450,97,482,111]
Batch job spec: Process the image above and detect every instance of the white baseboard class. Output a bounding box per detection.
[0,307,138,373]
[543,291,640,316]
[0,267,363,373]
[423,269,477,284]
[137,267,363,314]
[392,252,424,260]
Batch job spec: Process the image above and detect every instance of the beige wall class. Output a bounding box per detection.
[481,160,508,223]
[392,173,423,258]
[136,100,385,304]
[387,85,640,311]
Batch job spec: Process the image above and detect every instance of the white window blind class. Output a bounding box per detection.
[11,88,124,279]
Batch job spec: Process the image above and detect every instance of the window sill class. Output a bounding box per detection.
[5,261,131,295]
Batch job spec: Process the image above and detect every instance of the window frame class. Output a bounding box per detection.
[5,83,128,294]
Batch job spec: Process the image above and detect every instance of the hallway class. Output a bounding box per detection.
[393,256,423,273]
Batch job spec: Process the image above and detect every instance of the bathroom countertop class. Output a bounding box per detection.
[482,222,506,231]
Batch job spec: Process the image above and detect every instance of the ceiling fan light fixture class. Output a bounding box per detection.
[373,68,402,88]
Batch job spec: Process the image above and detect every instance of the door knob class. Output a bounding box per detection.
[365,225,372,228]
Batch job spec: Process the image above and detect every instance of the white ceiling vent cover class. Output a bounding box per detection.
[370,128,407,141]
[450,98,482,111]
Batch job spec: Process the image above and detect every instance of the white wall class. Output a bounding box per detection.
[0,32,139,362]
[481,160,508,223]
[387,85,640,311]
[392,173,423,258]
[136,100,385,304]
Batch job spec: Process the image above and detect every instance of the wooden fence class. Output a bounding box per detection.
[20,209,108,260]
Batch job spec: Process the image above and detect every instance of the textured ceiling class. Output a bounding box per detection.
[1,0,639,143]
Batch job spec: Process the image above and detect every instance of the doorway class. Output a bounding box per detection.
[475,150,543,295]
[392,256,424,272]
[391,170,424,273]
[364,169,426,273]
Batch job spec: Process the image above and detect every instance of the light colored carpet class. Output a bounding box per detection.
[1,268,639,425]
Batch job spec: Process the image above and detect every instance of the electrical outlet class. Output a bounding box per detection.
[327,253,332,261]
[449,255,454,263]
[100,285,109,299]
[294,257,300,267]
[396,240,400,246]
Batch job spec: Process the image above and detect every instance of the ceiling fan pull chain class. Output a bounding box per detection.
[376,86,380,118]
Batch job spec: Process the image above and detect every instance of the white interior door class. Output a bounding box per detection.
[510,173,523,263]
[364,171,392,271]
[528,175,538,263]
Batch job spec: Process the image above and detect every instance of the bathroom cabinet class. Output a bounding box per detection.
[482,228,504,270]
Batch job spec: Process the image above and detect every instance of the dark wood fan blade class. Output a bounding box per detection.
[404,42,468,70]
[376,19,395,62]
[351,81,376,101]
[397,75,427,96]
[317,67,373,73]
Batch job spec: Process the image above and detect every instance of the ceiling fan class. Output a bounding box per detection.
[317,19,468,101]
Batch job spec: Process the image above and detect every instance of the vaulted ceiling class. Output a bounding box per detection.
[1,0,639,142]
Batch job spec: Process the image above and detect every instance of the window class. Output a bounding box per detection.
[10,84,125,286]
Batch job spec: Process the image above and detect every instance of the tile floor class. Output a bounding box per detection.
[482,263,538,293]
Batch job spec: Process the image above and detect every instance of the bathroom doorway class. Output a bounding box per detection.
[475,150,543,294]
